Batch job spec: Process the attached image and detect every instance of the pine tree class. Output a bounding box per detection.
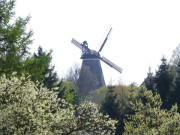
[101,86,120,119]
[172,61,180,111]
[32,47,80,104]
[169,44,180,112]
[171,43,180,66]
[33,46,59,90]
[101,86,121,134]
[155,57,174,109]
[175,62,180,94]
[0,0,33,77]
[143,67,156,93]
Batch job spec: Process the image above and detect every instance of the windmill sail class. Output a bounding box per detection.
[101,56,122,73]
[98,28,112,53]
[71,38,83,50]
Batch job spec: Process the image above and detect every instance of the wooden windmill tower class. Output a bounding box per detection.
[71,28,122,96]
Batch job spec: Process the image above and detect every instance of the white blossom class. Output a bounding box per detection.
[0,75,117,134]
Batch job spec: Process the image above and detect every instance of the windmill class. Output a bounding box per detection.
[71,28,122,92]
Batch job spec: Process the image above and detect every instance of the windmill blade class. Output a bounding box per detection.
[98,28,112,53]
[101,56,122,73]
[71,38,83,50]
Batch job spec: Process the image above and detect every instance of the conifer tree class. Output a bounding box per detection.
[101,86,121,134]
[154,57,174,109]
[33,46,59,90]
[172,61,180,111]
[143,67,156,93]
[0,0,49,83]
[171,43,180,66]
[101,86,120,119]
[175,62,180,94]
[33,47,80,105]
[0,0,33,77]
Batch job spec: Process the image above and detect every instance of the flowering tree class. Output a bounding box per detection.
[0,74,117,134]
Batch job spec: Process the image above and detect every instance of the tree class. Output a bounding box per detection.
[101,86,121,134]
[58,80,79,105]
[172,61,180,111]
[154,57,174,109]
[65,63,80,85]
[88,86,108,104]
[69,101,117,135]
[171,43,180,66]
[33,46,59,90]
[114,84,137,135]
[0,0,33,78]
[170,44,180,112]
[100,84,141,135]
[0,74,62,134]
[0,1,54,85]
[0,74,117,134]
[143,67,156,93]
[101,86,120,120]
[30,47,80,105]
[23,50,51,83]
[123,86,180,135]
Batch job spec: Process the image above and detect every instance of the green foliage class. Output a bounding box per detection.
[123,86,180,135]
[101,86,120,120]
[0,74,117,134]
[101,86,123,134]
[143,67,156,93]
[166,44,180,112]
[171,61,180,112]
[0,0,15,25]
[95,86,108,105]
[23,51,51,83]
[32,46,59,89]
[115,85,133,113]
[0,0,33,78]
[154,57,174,109]
[0,1,56,86]
[171,43,180,66]
[113,85,139,135]
[58,81,79,105]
